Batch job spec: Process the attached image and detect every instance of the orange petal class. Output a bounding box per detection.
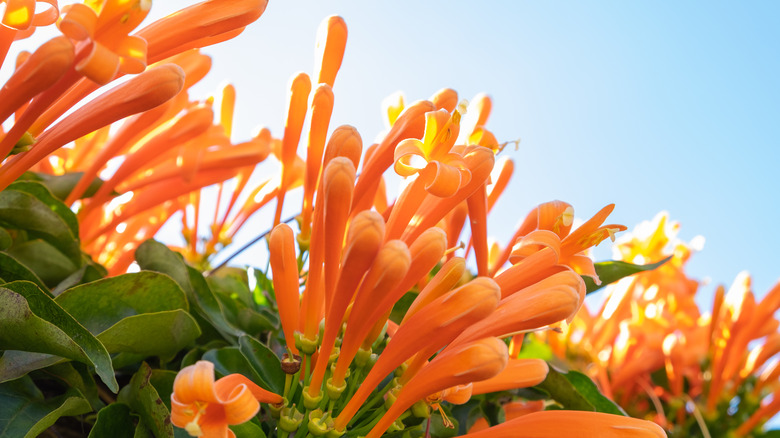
[269,224,300,355]
[139,0,268,63]
[471,359,549,395]
[313,15,347,87]
[462,410,667,438]
[172,360,219,404]
[366,337,508,438]
[0,64,184,191]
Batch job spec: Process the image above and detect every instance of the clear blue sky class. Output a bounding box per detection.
[152,1,780,303]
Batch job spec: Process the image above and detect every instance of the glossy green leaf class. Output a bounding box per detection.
[0,281,117,391]
[0,376,91,438]
[0,227,11,250]
[135,240,194,295]
[97,310,201,356]
[134,423,155,438]
[202,347,264,384]
[238,335,285,394]
[120,362,174,438]
[148,369,178,411]
[428,411,459,438]
[516,333,554,361]
[0,351,62,384]
[217,293,278,333]
[389,291,417,324]
[208,267,253,308]
[0,182,80,263]
[55,271,189,334]
[230,421,267,438]
[35,172,105,201]
[584,256,672,294]
[188,266,244,339]
[88,403,135,438]
[136,240,242,339]
[564,370,626,415]
[535,365,595,412]
[7,239,78,287]
[6,181,79,238]
[51,261,107,296]
[33,362,102,411]
[0,252,48,291]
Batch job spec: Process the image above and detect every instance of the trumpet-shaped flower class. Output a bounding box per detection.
[171,361,282,438]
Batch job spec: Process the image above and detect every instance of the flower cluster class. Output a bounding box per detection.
[545,213,780,436]
[0,2,722,438]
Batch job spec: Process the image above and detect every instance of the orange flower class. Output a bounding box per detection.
[365,337,508,438]
[470,358,549,395]
[462,411,667,438]
[171,360,282,438]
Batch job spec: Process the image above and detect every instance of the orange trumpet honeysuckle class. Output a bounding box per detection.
[470,358,549,395]
[58,0,151,84]
[332,277,501,431]
[454,269,583,347]
[0,63,186,191]
[462,410,667,438]
[508,203,626,283]
[171,360,282,438]
[364,337,509,438]
[269,223,301,355]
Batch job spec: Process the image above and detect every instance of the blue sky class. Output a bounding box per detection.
[150,1,780,304]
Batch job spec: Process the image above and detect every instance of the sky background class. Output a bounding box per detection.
[152,1,779,304]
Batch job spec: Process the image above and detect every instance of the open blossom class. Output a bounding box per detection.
[171,360,282,438]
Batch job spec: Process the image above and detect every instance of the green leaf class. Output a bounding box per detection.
[535,365,595,412]
[0,281,117,392]
[389,291,417,324]
[119,362,174,438]
[148,370,178,412]
[35,172,105,201]
[516,333,554,361]
[252,267,275,305]
[450,399,482,436]
[202,347,264,385]
[97,310,201,356]
[33,362,103,411]
[0,351,62,384]
[0,376,91,438]
[135,240,194,295]
[0,252,48,291]
[5,181,79,238]
[88,403,135,438]
[7,239,78,287]
[55,271,189,334]
[208,267,254,308]
[188,266,244,339]
[478,399,505,427]
[51,258,107,296]
[429,411,459,438]
[217,293,278,334]
[0,227,11,250]
[135,240,242,340]
[238,335,285,394]
[584,256,672,294]
[230,421,267,438]
[564,370,626,415]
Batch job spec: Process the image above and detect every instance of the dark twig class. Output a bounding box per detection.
[206,213,298,276]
